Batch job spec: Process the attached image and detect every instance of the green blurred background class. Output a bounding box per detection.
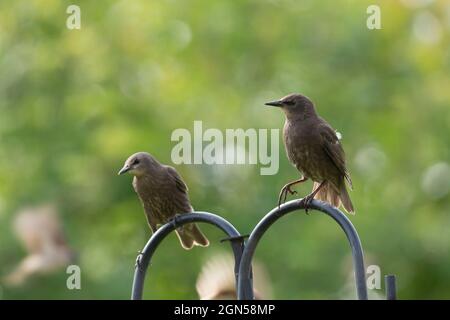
[0,0,449,299]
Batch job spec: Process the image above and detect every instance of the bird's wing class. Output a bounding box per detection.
[166,166,195,214]
[319,124,353,189]
[143,203,158,232]
[166,166,189,194]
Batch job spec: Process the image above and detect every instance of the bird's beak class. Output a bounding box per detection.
[264,100,283,107]
[118,165,131,175]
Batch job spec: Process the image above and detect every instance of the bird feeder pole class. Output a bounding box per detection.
[237,199,369,300]
[131,212,250,300]
[131,200,398,300]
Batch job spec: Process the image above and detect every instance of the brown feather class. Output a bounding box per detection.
[122,152,209,249]
[274,93,355,214]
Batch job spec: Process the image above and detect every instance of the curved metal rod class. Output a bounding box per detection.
[237,199,368,300]
[385,275,397,300]
[131,212,250,300]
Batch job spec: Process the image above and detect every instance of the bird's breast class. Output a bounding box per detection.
[284,121,310,163]
[283,120,328,181]
[133,175,192,221]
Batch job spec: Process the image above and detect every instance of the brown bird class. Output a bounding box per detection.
[265,93,354,214]
[4,204,75,286]
[118,152,209,249]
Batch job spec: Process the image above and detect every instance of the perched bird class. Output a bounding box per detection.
[265,93,354,214]
[118,152,209,249]
[196,253,272,300]
[3,204,75,286]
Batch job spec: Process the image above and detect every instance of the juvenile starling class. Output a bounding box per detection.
[265,94,354,214]
[118,152,209,249]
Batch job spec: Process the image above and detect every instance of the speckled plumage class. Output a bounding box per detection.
[266,94,354,214]
[119,152,209,249]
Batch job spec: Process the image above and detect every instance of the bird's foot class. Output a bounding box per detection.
[278,185,298,208]
[287,185,298,195]
[170,214,182,228]
[301,194,314,214]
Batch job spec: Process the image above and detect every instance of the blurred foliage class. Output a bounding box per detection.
[0,0,449,299]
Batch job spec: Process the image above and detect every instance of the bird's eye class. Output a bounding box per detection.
[133,158,140,165]
[285,100,295,106]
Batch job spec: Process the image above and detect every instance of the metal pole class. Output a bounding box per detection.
[385,275,397,300]
[237,199,368,300]
[131,212,250,300]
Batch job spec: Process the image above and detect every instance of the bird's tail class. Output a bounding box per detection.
[176,223,209,250]
[313,181,355,215]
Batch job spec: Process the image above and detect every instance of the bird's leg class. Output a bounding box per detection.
[301,181,326,213]
[278,177,308,207]
[278,178,303,207]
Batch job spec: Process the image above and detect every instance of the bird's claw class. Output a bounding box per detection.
[278,185,298,208]
[170,214,182,228]
[301,195,314,214]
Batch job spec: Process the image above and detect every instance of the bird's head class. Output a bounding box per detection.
[265,93,316,119]
[118,152,159,177]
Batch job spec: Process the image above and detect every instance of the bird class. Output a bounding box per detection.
[3,204,75,286]
[265,93,354,214]
[118,152,209,250]
[196,253,272,300]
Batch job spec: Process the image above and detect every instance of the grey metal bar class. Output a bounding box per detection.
[131,212,249,300]
[237,198,368,300]
[385,275,397,300]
